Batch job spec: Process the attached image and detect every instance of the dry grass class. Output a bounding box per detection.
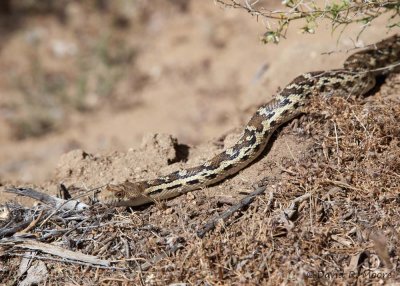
[1,75,399,285]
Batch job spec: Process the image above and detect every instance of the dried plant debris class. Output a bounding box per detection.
[1,81,400,284]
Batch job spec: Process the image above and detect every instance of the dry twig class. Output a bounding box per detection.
[0,239,110,267]
[197,185,269,238]
[5,187,89,211]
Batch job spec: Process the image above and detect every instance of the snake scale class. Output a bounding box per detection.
[99,34,400,206]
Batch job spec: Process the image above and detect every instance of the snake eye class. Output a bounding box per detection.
[115,191,124,199]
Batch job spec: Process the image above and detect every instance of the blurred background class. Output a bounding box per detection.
[0,0,392,184]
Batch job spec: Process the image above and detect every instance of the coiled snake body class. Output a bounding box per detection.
[99,34,400,206]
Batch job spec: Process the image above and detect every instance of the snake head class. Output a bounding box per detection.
[98,182,151,206]
[98,184,126,205]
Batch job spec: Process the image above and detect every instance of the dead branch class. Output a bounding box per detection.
[0,220,33,238]
[5,187,89,211]
[197,185,270,238]
[0,238,110,267]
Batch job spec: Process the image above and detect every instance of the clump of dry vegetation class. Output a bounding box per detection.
[1,75,399,284]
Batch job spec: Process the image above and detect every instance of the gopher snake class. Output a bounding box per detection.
[99,34,400,206]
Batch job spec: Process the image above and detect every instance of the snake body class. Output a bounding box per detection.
[99,34,400,206]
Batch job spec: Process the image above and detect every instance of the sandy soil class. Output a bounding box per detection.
[0,1,399,285]
[0,1,392,189]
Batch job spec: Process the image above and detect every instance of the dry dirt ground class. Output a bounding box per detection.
[0,1,399,285]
